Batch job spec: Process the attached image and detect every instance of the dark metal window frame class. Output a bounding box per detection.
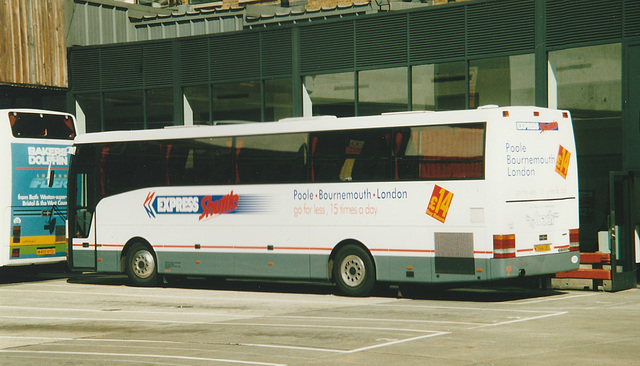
[69,0,639,126]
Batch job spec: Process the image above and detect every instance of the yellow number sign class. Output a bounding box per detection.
[555,145,571,179]
[426,185,454,223]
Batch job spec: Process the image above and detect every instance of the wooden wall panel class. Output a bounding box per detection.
[0,0,68,89]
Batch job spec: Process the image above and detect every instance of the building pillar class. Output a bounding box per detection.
[534,0,547,108]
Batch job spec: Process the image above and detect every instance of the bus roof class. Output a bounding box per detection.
[73,106,569,145]
[0,108,74,117]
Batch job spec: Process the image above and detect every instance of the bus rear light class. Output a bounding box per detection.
[533,111,540,117]
[493,234,516,258]
[502,111,510,117]
[562,112,569,118]
[12,225,20,243]
[569,229,580,252]
[11,248,20,258]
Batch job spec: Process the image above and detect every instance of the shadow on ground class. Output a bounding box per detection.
[0,262,72,285]
[67,270,568,302]
[1,262,570,302]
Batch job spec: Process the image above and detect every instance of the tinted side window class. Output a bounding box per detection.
[396,123,485,180]
[235,133,308,184]
[99,141,164,197]
[310,128,393,182]
[165,138,233,186]
[92,123,485,193]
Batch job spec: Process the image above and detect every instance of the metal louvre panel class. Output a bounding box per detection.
[355,14,407,68]
[261,29,293,77]
[409,7,465,63]
[624,0,640,38]
[435,232,474,258]
[180,37,209,85]
[434,232,475,275]
[547,0,622,48]
[143,41,174,87]
[466,0,535,57]
[210,33,260,82]
[100,45,143,89]
[299,22,354,73]
[70,48,100,91]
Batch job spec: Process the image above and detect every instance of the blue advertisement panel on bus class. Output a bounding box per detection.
[10,142,70,260]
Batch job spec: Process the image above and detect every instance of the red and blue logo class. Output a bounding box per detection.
[516,121,559,133]
[144,191,258,220]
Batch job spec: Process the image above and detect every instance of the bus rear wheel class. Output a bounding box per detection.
[333,245,375,297]
[125,242,158,287]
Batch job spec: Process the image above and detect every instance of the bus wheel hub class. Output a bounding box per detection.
[132,251,154,279]
[341,255,365,287]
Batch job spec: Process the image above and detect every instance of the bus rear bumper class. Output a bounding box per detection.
[489,251,580,280]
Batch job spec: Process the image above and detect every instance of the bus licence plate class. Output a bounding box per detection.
[534,244,551,252]
[36,248,55,256]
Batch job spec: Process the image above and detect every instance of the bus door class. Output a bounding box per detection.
[608,171,637,290]
[68,171,97,271]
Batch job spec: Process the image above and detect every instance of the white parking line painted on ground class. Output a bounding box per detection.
[0,315,238,325]
[274,315,483,326]
[371,302,565,314]
[515,293,598,305]
[0,305,483,326]
[225,322,445,334]
[0,350,286,366]
[0,282,579,362]
[212,321,452,353]
[0,305,249,318]
[0,304,565,329]
[0,287,385,306]
[2,315,462,335]
[467,311,568,329]
[0,335,74,342]
[0,335,344,355]
[0,317,450,356]
[345,332,451,354]
[81,338,351,355]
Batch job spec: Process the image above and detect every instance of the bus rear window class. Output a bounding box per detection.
[9,111,76,140]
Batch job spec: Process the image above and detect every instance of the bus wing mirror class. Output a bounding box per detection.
[47,162,55,188]
[48,169,55,187]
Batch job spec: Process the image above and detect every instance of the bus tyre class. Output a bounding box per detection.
[333,245,375,297]
[126,243,158,287]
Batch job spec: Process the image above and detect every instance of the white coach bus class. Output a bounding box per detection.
[0,109,76,268]
[67,106,579,296]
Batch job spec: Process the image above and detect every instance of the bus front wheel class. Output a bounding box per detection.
[333,245,375,297]
[125,242,158,287]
